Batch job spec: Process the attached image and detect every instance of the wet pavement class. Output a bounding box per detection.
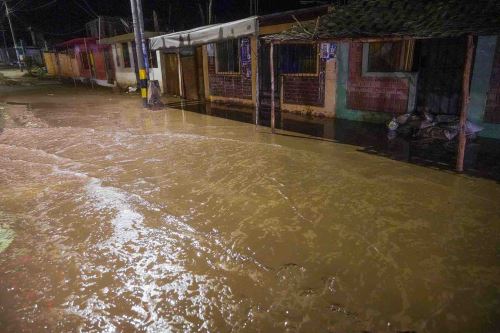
[0,83,499,332]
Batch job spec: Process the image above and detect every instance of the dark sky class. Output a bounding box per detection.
[1,0,327,46]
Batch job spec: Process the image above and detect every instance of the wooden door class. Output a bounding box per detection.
[181,55,200,100]
[164,53,180,96]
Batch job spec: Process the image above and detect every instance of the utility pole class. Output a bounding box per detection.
[130,0,148,107]
[28,26,36,46]
[0,29,8,63]
[3,0,22,70]
[136,0,149,76]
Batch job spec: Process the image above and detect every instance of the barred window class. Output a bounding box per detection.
[216,39,240,73]
[122,42,131,68]
[278,44,317,74]
[367,41,414,72]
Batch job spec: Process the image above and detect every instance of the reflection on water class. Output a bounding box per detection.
[168,99,500,182]
[0,87,499,332]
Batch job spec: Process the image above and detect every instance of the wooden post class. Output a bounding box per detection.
[84,38,95,89]
[270,42,275,134]
[177,50,184,98]
[456,35,475,172]
[254,32,260,126]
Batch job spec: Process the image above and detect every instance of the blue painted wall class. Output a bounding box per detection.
[469,36,500,139]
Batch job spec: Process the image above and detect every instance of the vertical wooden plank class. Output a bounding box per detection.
[456,35,475,172]
[253,30,260,125]
[177,50,184,98]
[270,42,275,134]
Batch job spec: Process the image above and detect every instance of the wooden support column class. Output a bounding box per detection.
[254,35,260,126]
[270,42,275,134]
[456,35,475,172]
[177,50,184,98]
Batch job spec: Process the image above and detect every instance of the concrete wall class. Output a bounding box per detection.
[149,51,164,94]
[469,35,500,139]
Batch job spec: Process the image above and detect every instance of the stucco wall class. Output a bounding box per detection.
[149,51,164,94]
[112,42,138,89]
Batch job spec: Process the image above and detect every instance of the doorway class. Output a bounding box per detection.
[180,46,205,101]
[163,53,181,96]
[415,37,467,115]
[103,49,115,84]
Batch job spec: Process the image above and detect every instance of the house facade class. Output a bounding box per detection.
[150,6,333,122]
[99,32,164,91]
[265,0,500,139]
[44,38,114,87]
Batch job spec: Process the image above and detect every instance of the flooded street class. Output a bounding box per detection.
[0,85,499,332]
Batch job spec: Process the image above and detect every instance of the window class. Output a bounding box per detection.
[278,44,317,74]
[216,39,240,73]
[122,42,131,68]
[367,41,414,72]
[148,48,158,68]
[80,52,90,70]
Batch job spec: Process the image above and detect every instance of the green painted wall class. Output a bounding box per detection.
[469,36,500,139]
[335,43,392,124]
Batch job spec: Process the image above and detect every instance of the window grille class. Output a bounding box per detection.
[216,39,240,73]
[278,44,317,74]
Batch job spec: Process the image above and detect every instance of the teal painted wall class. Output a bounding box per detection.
[335,43,392,124]
[469,36,500,139]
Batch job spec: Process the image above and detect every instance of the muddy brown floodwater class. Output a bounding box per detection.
[0,85,499,332]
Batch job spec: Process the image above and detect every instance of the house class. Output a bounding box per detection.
[44,37,115,87]
[99,32,164,91]
[149,6,331,123]
[265,0,500,140]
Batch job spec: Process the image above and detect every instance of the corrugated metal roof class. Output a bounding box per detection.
[266,0,500,41]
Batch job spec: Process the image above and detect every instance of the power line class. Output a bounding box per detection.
[72,0,97,18]
[17,0,58,11]
[80,0,97,17]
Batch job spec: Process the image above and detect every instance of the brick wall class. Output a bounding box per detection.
[347,43,409,114]
[207,38,252,100]
[282,60,326,107]
[484,41,500,124]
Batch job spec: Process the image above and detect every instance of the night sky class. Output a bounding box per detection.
[1,0,324,46]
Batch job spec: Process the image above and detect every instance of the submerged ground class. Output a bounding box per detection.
[0,74,499,332]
